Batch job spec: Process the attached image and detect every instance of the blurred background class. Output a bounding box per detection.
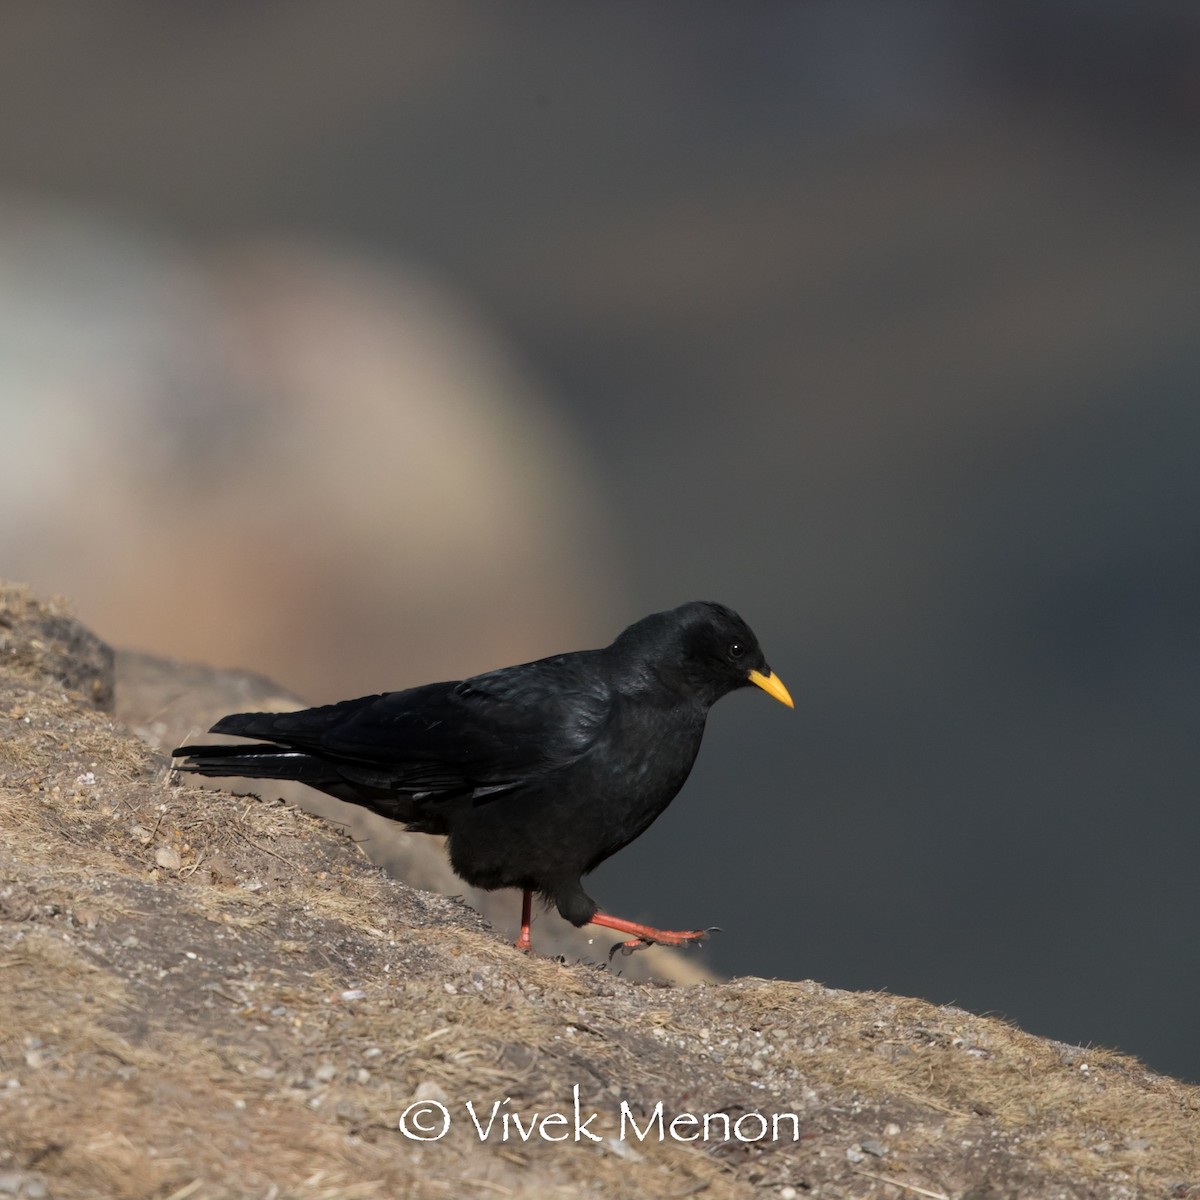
[2,2,1198,1080]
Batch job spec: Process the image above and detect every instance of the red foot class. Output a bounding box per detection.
[514,887,534,953]
[587,912,714,959]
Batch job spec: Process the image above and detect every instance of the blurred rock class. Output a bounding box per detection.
[0,208,619,701]
[0,584,113,711]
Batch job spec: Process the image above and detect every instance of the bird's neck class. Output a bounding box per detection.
[615,659,716,714]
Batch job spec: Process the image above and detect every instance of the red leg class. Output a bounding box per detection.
[588,912,712,958]
[515,888,534,953]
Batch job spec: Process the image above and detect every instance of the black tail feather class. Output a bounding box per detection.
[172,742,337,788]
[171,741,416,817]
[209,696,379,745]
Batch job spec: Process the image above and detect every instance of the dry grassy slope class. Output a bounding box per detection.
[1,585,1197,1200]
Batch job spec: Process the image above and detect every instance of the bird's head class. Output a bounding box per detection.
[612,601,793,710]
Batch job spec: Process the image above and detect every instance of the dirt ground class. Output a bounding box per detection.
[1,584,1197,1200]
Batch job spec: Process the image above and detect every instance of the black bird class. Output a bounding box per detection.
[172,601,792,955]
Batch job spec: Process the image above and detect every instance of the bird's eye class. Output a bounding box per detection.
[728,641,745,659]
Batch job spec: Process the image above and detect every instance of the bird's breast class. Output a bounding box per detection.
[566,702,706,839]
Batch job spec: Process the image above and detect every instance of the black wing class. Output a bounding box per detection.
[208,651,612,795]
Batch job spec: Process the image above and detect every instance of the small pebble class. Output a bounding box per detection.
[861,1138,887,1157]
[335,1101,367,1124]
[155,846,181,871]
[604,1136,643,1162]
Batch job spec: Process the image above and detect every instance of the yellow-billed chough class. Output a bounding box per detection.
[172,601,791,956]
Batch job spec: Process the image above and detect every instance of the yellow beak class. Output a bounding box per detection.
[747,668,794,709]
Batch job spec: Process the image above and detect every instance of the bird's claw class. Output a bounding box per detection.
[607,927,717,961]
[620,941,646,959]
[609,937,652,961]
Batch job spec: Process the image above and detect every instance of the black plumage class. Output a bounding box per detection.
[172,601,792,954]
